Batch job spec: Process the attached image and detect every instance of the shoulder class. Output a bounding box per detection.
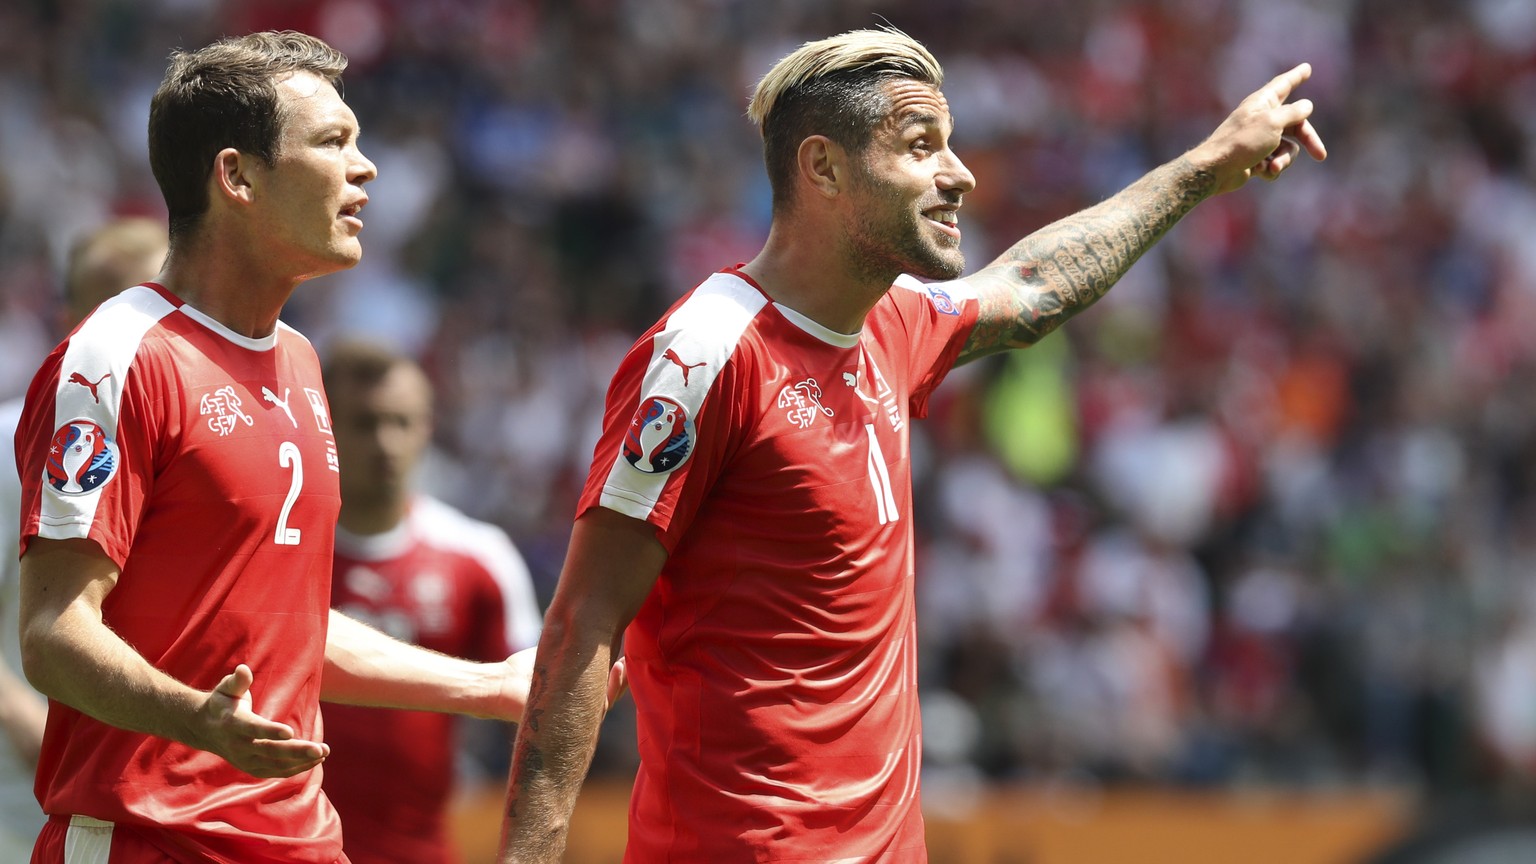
[661,271,773,336]
[275,320,315,348]
[67,285,180,367]
[409,496,526,571]
[626,271,774,407]
[887,274,976,317]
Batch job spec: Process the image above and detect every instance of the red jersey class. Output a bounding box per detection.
[15,283,344,864]
[324,495,541,864]
[579,268,977,862]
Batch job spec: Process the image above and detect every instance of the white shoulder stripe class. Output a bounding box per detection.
[39,285,175,539]
[645,272,766,415]
[54,285,175,435]
[893,273,976,301]
[599,272,767,518]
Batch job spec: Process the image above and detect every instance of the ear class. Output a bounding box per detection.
[796,135,846,200]
[211,147,257,207]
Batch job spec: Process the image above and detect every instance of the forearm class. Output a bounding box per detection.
[958,155,1217,362]
[321,609,521,719]
[21,603,202,746]
[499,619,615,863]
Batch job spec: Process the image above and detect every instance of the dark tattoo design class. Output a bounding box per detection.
[523,742,546,774]
[958,156,1217,364]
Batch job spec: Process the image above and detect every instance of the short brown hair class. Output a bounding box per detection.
[747,27,943,213]
[148,31,347,241]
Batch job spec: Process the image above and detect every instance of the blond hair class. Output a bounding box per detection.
[747,27,942,128]
[64,217,168,323]
[747,28,943,212]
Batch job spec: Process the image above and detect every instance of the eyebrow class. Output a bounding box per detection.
[896,111,955,137]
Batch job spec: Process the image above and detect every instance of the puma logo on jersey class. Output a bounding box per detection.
[662,349,707,386]
[262,386,297,428]
[67,372,111,403]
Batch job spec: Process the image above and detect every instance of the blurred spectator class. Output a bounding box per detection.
[320,340,542,864]
[0,215,166,860]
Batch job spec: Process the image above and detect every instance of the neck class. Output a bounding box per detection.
[740,220,895,336]
[157,231,305,339]
[338,496,409,536]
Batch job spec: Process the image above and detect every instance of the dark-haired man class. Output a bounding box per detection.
[13,32,532,864]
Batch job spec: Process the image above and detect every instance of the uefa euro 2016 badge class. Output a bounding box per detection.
[926,284,959,315]
[623,395,693,474]
[45,419,119,495]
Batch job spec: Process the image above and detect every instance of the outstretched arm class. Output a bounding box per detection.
[323,609,530,720]
[499,507,665,864]
[955,62,1327,365]
[20,537,328,778]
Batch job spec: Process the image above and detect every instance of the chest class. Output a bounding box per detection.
[148,341,340,539]
[725,341,912,525]
[331,552,478,650]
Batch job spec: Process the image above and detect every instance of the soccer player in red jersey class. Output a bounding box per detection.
[13,33,534,864]
[319,341,543,864]
[500,27,1326,863]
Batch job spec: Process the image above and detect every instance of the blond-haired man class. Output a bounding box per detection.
[502,27,1324,862]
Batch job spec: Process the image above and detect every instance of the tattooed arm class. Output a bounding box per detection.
[499,507,664,864]
[956,62,1327,365]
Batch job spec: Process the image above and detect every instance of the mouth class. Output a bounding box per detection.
[339,197,368,229]
[924,206,960,240]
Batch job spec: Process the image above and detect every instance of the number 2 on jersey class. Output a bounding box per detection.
[274,441,303,545]
[865,423,899,525]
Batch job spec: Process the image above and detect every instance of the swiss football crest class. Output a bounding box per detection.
[45,420,119,495]
[778,378,835,429]
[623,396,693,474]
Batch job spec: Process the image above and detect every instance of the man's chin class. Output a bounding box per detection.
[908,251,965,281]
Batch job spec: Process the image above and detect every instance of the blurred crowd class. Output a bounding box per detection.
[6,0,1536,807]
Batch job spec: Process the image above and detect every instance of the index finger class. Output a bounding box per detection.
[1261,62,1313,103]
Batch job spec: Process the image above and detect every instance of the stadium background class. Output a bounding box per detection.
[6,0,1536,860]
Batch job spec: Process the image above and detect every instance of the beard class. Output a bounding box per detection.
[843,167,965,283]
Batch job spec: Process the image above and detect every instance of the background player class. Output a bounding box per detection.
[320,339,542,864]
[13,32,539,863]
[0,216,167,861]
[500,27,1325,862]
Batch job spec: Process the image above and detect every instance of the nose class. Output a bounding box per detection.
[350,145,377,186]
[940,149,976,196]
